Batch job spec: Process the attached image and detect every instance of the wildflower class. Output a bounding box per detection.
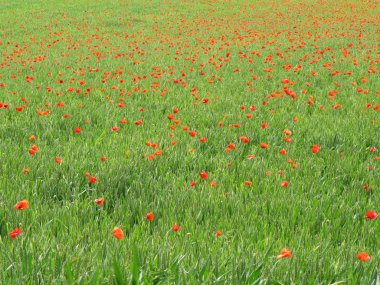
[88,176,97,184]
[14,200,29,210]
[95,197,104,206]
[200,172,208,179]
[357,252,370,262]
[311,144,319,154]
[281,181,289,187]
[277,248,292,259]
[365,210,378,220]
[146,212,154,222]
[172,224,179,232]
[112,227,124,240]
[9,228,21,239]
[260,143,268,149]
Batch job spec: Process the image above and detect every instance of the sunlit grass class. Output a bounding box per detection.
[0,0,379,284]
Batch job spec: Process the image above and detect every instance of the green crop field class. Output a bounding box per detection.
[0,0,379,284]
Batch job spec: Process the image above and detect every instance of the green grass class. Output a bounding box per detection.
[0,0,379,284]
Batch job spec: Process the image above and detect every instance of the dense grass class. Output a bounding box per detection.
[0,0,379,284]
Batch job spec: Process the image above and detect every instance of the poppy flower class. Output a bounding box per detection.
[54,157,62,164]
[200,172,208,179]
[29,135,36,141]
[172,224,179,232]
[95,197,104,206]
[357,252,370,262]
[365,210,378,220]
[88,176,97,184]
[311,144,319,153]
[215,230,221,237]
[74,127,81,133]
[277,248,292,259]
[189,181,196,187]
[100,156,107,161]
[9,228,21,239]
[14,199,29,210]
[281,181,289,187]
[260,143,268,149]
[189,131,196,137]
[112,227,124,240]
[239,136,249,143]
[146,212,154,222]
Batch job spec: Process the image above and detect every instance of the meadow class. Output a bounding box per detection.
[0,0,379,284]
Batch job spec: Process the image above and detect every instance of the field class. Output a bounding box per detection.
[0,0,379,284]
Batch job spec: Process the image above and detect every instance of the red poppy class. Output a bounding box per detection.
[172,224,179,232]
[95,197,104,206]
[239,136,249,143]
[277,248,292,259]
[200,172,208,179]
[14,199,29,210]
[281,181,289,187]
[365,210,378,220]
[146,212,154,222]
[260,143,268,149]
[215,230,221,237]
[74,127,81,133]
[54,157,62,164]
[112,227,124,240]
[311,144,319,153]
[357,252,370,262]
[88,176,97,184]
[9,228,21,239]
